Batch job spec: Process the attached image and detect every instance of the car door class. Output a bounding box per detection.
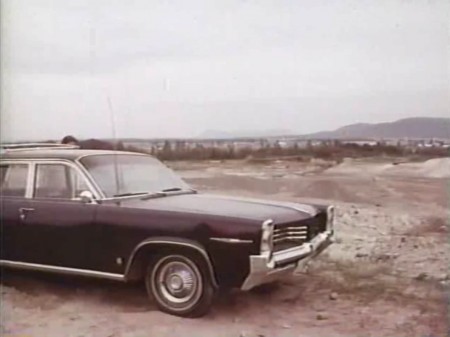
[0,162,33,261]
[17,161,99,269]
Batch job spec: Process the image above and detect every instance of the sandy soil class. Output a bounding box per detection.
[1,157,449,337]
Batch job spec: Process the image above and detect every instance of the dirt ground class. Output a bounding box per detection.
[1,157,449,337]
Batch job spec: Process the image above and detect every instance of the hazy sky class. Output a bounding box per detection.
[1,0,448,141]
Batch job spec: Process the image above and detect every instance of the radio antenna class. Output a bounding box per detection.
[107,95,120,195]
[107,96,118,145]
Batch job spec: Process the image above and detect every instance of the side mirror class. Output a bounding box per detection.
[79,190,95,204]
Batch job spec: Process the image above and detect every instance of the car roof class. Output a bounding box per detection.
[0,149,147,161]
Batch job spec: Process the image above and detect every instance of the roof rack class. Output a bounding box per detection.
[1,143,80,152]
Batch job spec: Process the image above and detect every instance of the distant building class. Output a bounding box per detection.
[341,140,378,146]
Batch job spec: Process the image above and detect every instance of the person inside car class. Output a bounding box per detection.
[61,135,124,151]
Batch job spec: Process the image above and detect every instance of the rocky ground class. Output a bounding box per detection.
[1,157,449,337]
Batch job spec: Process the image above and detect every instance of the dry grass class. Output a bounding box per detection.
[125,142,450,162]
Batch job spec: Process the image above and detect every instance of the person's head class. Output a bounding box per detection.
[61,135,79,145]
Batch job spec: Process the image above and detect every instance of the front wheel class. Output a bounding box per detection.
[145,254,215,317]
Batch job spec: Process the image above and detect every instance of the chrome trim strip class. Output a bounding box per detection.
[326,205,335,231]
[274,231,307,237]
[0,260,125,281]
[27,162,36,198]
[75,151,149,162]
[124,238,218,288]
[274,226,307,232]
[1,143,80,151]
[3,147,80,152]
[274,233,307,237]
[273,236,307,243]
[260,219,274,256]
[210,237,253,244]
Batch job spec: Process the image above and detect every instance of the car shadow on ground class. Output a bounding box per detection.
[1,270,150,313]
[0,270,297,316]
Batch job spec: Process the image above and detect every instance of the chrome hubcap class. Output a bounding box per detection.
[157,261,198,304]
[169,275,183,290]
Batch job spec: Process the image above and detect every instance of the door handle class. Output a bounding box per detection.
[19,207,35,221]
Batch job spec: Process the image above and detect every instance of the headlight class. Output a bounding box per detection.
[260,219,274,255]
[327,205,335,231]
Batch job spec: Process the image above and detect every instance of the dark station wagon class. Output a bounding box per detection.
[0,143,335,317]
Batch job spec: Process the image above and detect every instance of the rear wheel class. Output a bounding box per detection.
[145,254,215,317]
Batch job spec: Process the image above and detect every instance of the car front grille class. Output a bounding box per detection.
[273,225,308,245]
[273,212,327,252]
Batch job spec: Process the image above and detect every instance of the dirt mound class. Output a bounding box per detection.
[325,157,450,178]
[414,158,450,178]
[382,157,450,178]
[324,158,390,176]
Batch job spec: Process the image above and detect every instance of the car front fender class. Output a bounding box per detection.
[124,236,218,288]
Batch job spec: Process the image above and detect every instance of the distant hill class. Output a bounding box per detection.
[198,117,450,140]
[304,117,450,139]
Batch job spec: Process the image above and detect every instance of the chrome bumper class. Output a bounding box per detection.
[240,230,334,291]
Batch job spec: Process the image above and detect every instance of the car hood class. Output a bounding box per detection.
[119,193,320,224]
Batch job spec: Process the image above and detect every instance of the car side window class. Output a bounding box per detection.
[34,164,90,200]
[0,164,29,197]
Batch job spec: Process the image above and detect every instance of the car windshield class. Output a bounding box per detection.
[80,154,190,198]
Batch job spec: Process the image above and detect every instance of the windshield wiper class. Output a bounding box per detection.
[113,192,150,197]
[161,187,183,192]
[161,187,197,193]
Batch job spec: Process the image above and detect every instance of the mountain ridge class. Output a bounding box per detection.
[305,117,450,139]
[199,117,450,139]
